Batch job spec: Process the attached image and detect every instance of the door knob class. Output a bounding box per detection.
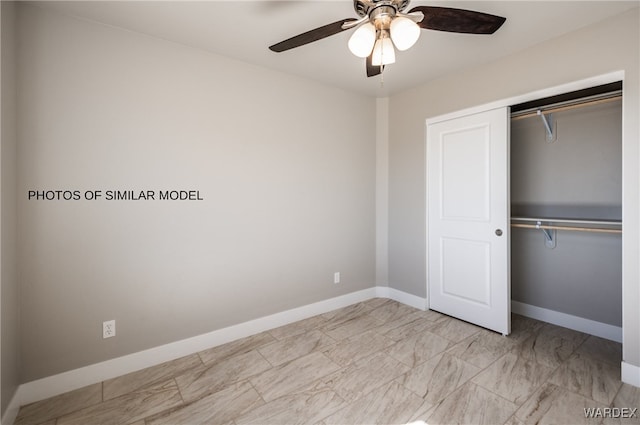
[495,229,503,236]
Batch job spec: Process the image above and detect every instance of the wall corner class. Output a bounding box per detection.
[375,97,389,287]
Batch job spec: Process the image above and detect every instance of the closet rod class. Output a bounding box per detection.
[511,91,622,121]
[511,217,621,226]
[511,223,622,234]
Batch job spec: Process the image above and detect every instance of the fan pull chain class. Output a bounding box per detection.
[380,65,384,88]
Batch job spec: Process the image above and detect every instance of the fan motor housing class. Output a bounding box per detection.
[353,0,411,18]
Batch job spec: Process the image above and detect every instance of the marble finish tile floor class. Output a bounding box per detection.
[15,299,639,425]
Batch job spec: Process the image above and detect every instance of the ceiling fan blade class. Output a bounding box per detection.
[366,54,384,78]
[269,18,358,52]
[408,6,506,34]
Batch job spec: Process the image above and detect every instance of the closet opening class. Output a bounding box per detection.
[509,81,623,342]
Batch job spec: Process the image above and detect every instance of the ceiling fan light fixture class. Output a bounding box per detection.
[269,1,507,79]
[371,33,395,66]
[348,22,376,58]
[390,16,421,51]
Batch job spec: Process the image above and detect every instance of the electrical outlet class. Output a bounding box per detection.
[334,272,340,284]
[103,320,116,339]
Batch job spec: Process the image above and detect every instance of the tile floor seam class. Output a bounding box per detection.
[230,351,275,395]
[172,364,222,406]
[550,362,623,406]
[195,351,206,366]
[249,351,341,403]
[137,392,193,425]
[473,349,563,407]
[237,378,344,423]
[501,411,519,425]
[463,350,505,371]
[609,381,628,407]
[255,346,277,368]
[386,349,437,370]
[245,379,268,406]
[193,351,206,367]
[472,373,536,408]
[172,377,186,406]
[551,379,612,408]
[343,363,410,404]
[313,388,349,425]
[572,333,590,355]
[395,373,428,401]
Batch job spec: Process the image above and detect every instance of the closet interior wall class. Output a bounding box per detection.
[510,95,622,330]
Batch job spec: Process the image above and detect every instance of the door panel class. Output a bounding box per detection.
[441,237,491,306]
[427,107,510,335]
[441,126,490,220]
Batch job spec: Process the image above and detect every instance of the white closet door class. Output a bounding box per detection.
[427,107,510,335]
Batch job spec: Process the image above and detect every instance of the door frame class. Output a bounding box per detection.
[424,70,627,368]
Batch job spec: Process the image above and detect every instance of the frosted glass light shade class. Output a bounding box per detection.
[348,23,376,58]
[390,16,420,51]
[371,36,395,66]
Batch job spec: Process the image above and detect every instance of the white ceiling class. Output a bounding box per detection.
[34,1,639,97]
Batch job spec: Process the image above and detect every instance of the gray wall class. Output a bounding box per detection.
[1,0,21,417]
[388,8,639,367]
[511,101,622,327]
[512,231,621,325]
[511,101,622,216]
[17,4,377,382]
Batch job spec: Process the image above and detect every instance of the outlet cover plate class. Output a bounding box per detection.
[103,320,116,339]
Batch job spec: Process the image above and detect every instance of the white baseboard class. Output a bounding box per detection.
[376,286,428,310]
[622,362,640,387]
[12,286,425,412]
[511,301,622,343]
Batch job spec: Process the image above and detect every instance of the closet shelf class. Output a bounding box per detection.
[510,90,622,121]
[511,217,622,234]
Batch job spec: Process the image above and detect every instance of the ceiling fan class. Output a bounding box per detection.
[269,0,506,77]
